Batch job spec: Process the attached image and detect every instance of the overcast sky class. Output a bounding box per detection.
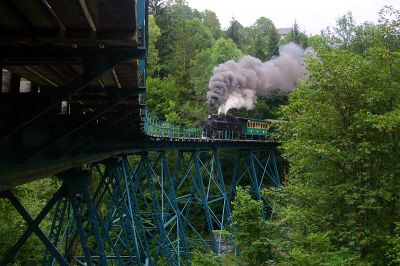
[186,0,399,35]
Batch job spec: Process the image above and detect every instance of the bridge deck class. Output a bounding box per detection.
[0,0,146,190]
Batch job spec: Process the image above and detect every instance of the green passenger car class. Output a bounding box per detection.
[241,118,268,136]
[238,117,281,138]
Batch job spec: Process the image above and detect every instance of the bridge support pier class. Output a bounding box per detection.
[42,162,152,266]
[172,150,232,253]
[231,150,281,220]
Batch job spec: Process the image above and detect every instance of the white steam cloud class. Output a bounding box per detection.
[207,42,306,114]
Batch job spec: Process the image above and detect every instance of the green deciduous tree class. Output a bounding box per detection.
[276,46,400,264]
[146,77,184,123]
[329,12,357,48]
[386,223,400,265]
[307,34,330,51]
[246,17,280,61]
[231,187,274,265]
[191,250,221,266]
[321,8,400,54]
[378,6,400,52]
[165,18,214,86]
[156,1,202,77]
[201,9,223,39]
[147,15,161,77]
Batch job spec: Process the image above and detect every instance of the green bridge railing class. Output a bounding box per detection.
[142,109,203,139]
[142,109,275,141]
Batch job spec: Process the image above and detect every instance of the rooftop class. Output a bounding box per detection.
[278,28,292,36]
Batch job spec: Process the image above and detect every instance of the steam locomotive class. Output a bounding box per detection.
[201,114,279,139]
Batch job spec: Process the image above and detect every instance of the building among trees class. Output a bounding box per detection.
[278,27,292,38]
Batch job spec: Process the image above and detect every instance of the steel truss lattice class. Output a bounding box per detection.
[1,149,281,265]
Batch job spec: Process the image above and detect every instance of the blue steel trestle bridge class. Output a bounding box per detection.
[0,1,281,265]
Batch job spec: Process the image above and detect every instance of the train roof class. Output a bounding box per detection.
[236,116,285,123]
[207,113,285,123]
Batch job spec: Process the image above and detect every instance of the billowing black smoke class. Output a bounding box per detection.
[207,42,306,114]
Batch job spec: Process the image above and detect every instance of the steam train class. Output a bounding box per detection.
[201,114,280,139]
